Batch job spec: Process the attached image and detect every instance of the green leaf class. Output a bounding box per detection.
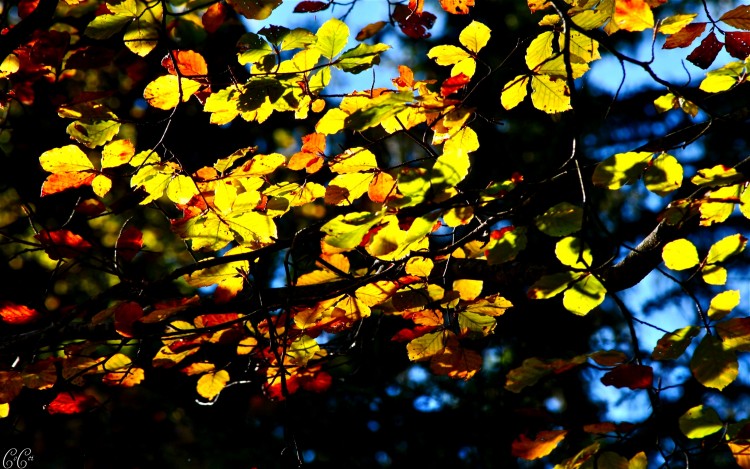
[85,14,132,40]
[555,236,592,269]
[592,152,651,189]
[662,238,699,271]
[563,273,606,316]
[535,202,583,237]
[66,120,121,148]
[335,43,390,74]
[486,226,527,265]
[321,212,383,249]
[658,13,698,34]
[706,233,747,264]
[528,271,583,299]
[643,153,683,196]
[651,326,699,360]
[237,33,274,66]
[130,163,177,204]
[458,311,496,336]
[678,405,723,439]
[690,335,738,390]
[123,21,160,57]
[316,18,350,60]
[431,151,470,188]
[708,290,741,321]
[343,92,413,131]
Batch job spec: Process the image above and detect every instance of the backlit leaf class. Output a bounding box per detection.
[679,405,723,439]
[501,75,530,110]
[593,151,651,189]
[662,238,699,271]
[40,145,95,173]
[526,31,555,69]
[651,326,700,360]
[197,370,230,399]
[725,32,750,59]
[405,257,434,277]
[0,302,41,325]
[47,391,98,415]
[707,234,747,265]
[512,430,568,460]
[528,271,583,299]
[67,120,121,148]
[316,18,349,60]
[701,264,728,285]
[35,229,93,260]
[101,139,135,168]
[336,43,390,74]
[459,21,491,53]
[612,0,654,32]
[321,212,382,249]
[708,290,740,321]
[600,364,653,389]
[535,202,583,236]
[486,226,527,264]
[227,0,282,20]
[720,5,750,30]
[115,225,142,262]
[643,153,682,196]
[690,334,738,390]
[563,273,606,315]
[407,331,447,361]
[663,23,706,49]
[658,14,698,34]
[698,185,741,226]
[530,75,571,113]
[691,165,744,187]
[699,61,745,93]
[717,317,750,352]
[123,22,160,57]
[144,75,202,110]
[555,236,592,269]
[161,50,208,78]
[430,342,482,380]
[440,0,474,14]
[687,32,724,69]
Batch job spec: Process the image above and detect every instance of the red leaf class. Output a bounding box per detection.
[393,4,436,39]
[298,367,332,392]
[116,226,143,262]
[440,73,471,97]
[725,31,750,59]
[114,302,144,338]
[600,364,654,389]
[41,172,97,197]
[663,23,707,49]
[74,198,106,216]
[202,2,227,34]
[686,31,724,69]
[194,313,240,328]
[35,229,93,260]
[0,302,41,325]
[293,0,330,13]
[47,391,98,415]
[391,325,441,342]
[18,0,40,19]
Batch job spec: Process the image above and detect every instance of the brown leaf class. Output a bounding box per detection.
[725,31,750,59]
[293,0,329,13]
[686,31,724,69]
[720,5,750,30]
[663,22,706,49]
[356,21,387,41]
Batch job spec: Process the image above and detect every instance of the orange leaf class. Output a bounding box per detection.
[612,0,654,32]
[297,366,333,393]
[35,229,93,260]
[511,430,568,460]
[0,302,41,325]
[439,0,474,15]
[102,367,145,387]
[161,50,208,78]
[441,73,471,97]
[430,340,482,380]
[41,172,97,196]
[288,133,326,173]
[368,172,397,203]
[408,0,424,14]
[202,2,227,33]
[47,391,98,414]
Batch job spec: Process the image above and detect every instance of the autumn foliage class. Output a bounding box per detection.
[2,0,750,465]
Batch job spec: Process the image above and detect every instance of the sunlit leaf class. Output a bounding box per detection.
[708,290,741,321]
[563,273,606,316]
[196,370,230,399]
[663,23,707,49]
[679,405,723,439]
[407,330,447,361]
[690,334,738,390]
[593,151,651,189]
[612,0,654,32]
[658,14,698,34]
[315,18,349,60]
[501,75,530,110]
[459,21,491,53]
[555,236,592,269]
[144,75,202,110]
[643,153,682,196]
[691,165,744,187]
[35,229,93,260]
[707,233,747,264]
[227,0,282,20]
[662,238,699,271]
[0,302,41,325]
[699,61,745,93]
[512,430,568,460]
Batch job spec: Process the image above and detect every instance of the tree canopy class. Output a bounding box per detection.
[1,0,750,466]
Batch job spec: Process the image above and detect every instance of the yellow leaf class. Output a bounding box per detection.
[315,108,348,134]
[124,22,160,57]
[92,174,112,197]
[237,336,258,355]
[555,236,592,268]
[101,139,135,168]
[196,370,230,399]
[40,145,95,173]
[330,147,378,173]
[407,330,447,361]
[707,233,747,265]
[679,405,723,439]
[453,279,483,301]
[368,172,397,203]
[708,290,740,320]
[563,31,600,63]
[459,21,491,54]
[526,31,555,69]
[166,174,199,204]
[690,335,738,390]
[501,75,530,110]
[658,13,698,34]
[427,45,472,66]
[0,402,8,418]
[644,153,682,195]
[662,238,699,271]
[702,265,728,285]
[325,172,374,205]
[699,61,745,93]
[143,75,202,110]
[612,0,654,32]
[530,75,571,113]
[442,206,474,227]
[405,257,434,277]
